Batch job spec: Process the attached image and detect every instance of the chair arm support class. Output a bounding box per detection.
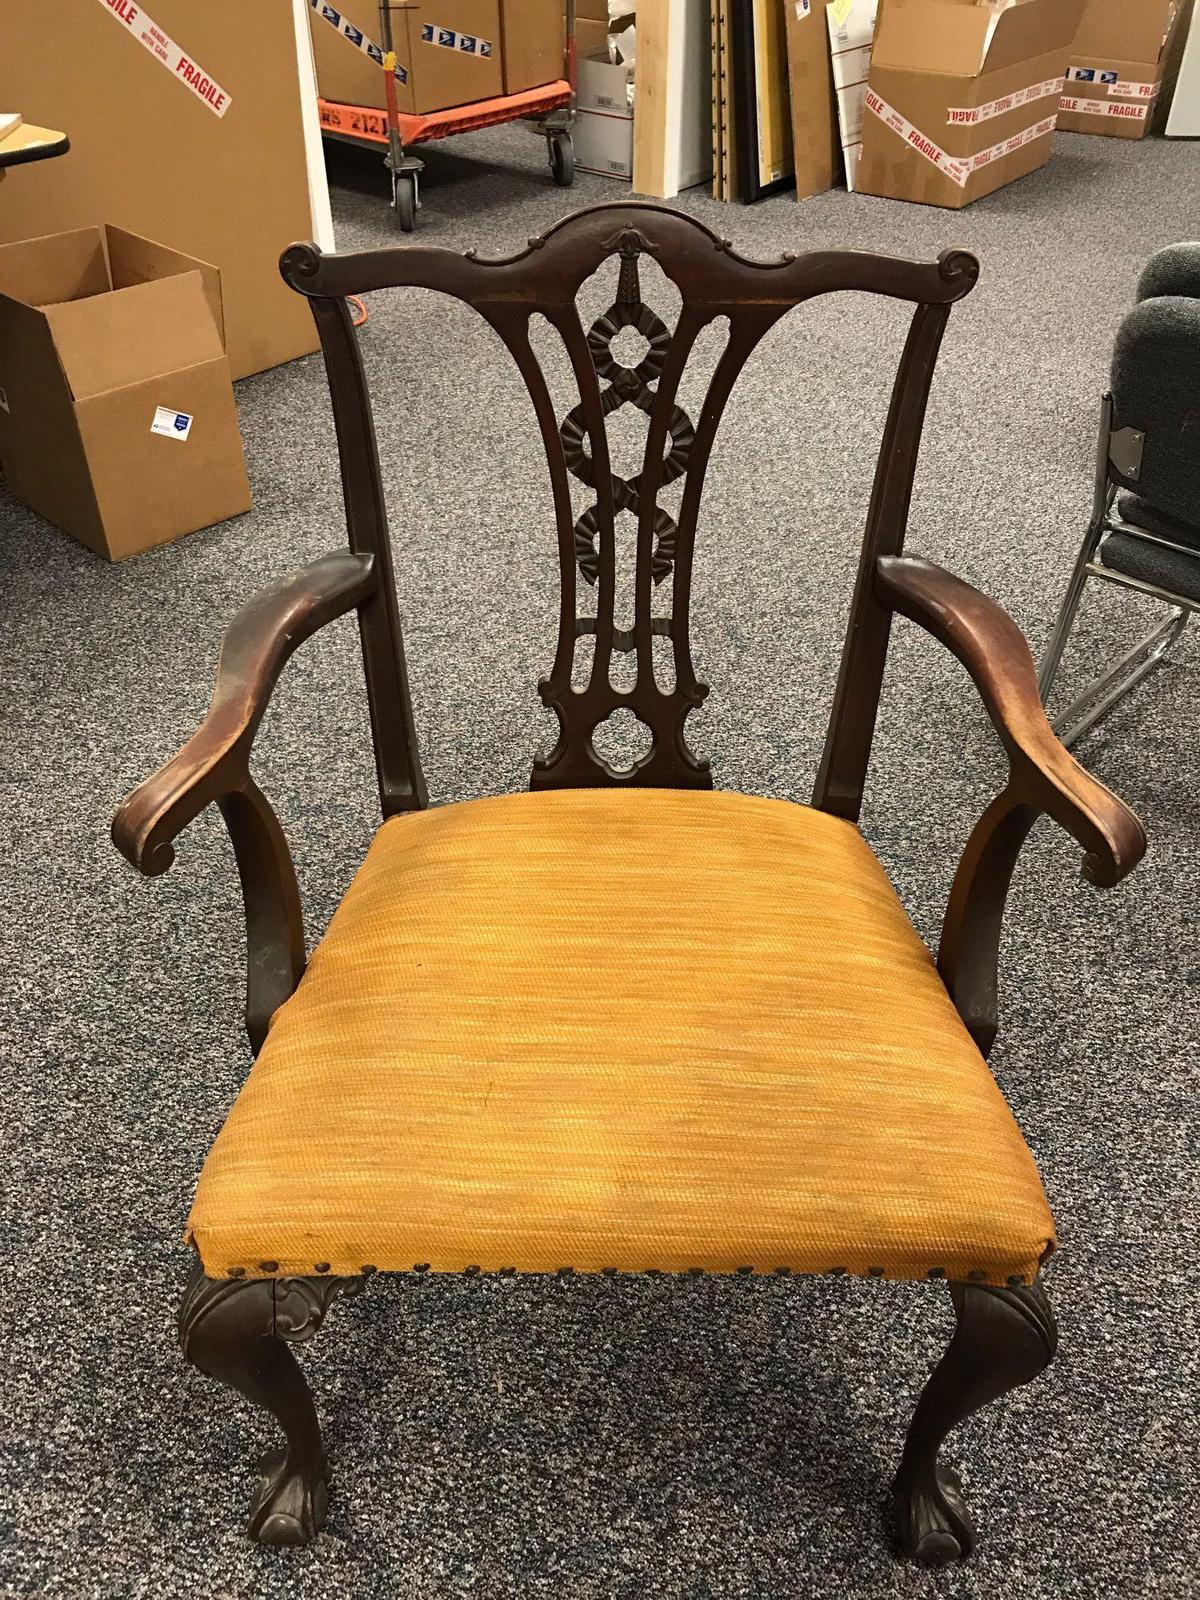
[874,555,1146,1055]
[111,550,376,1055]
[112,551,377,876]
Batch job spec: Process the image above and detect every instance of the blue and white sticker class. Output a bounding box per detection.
[310,0,409,85]
[151,405,193,441]
[421,21,494,56]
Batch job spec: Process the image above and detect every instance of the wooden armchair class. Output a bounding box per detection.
[113,203,1145,1562]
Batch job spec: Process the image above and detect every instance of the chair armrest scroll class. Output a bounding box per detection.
[112,551,376,876]
[875,555,1145,887]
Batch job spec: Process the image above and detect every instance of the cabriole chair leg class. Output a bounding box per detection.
[178,1259,365,1545]
[891,1277,1058,1565]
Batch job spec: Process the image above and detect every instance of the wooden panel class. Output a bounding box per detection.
[631,0,714,198]
[0,0,321,379]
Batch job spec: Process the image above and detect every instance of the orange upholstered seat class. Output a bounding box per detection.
[187,788,1054,1286]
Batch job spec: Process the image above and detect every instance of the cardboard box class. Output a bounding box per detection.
[0,225,250,561]
[309,1,502,113]
[783,0,838,199]
[858,0,1086,209]
[308,3,417,113]
[407,0,504,110]
[1059,0,1190,138]
[574,107,633,176]
[502,0,563,92]
[826,1,878,193]
[577,49,632,112]
[573,15,612,57]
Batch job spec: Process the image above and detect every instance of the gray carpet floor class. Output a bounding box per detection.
[2,124,1198,1599]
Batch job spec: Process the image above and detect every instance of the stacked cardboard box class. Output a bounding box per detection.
[1059,0,1191,139]
[857,0,1085,209]
[309,0,562,115]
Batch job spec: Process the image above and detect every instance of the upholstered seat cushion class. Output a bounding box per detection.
[188,789,1054,1285]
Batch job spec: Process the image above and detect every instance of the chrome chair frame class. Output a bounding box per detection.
[1038,393,1194,749]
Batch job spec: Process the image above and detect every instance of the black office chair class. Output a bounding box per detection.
[1040,243,1200,745]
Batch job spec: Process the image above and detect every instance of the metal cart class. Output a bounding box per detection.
[318,0,577,231]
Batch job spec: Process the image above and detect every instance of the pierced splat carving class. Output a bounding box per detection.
[280,206,980,806]
[561,230,695,594]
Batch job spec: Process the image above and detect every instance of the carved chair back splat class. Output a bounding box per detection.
[281,202,979,815]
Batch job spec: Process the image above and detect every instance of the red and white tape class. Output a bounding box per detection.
[1060,95,1149,122]
[96,0,231,117]
[947,76,1062,126]
[865,89,1056,188]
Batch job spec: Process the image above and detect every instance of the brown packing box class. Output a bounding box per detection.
[309,1,502,113]
[502,0,563,92]
[0,225,250,562]
[783,0,839,200]
[406,0,504,110]
[1059,0,1190,139]
[308,3,417,113]
[573,16,612,57]
[858,0,1086,209]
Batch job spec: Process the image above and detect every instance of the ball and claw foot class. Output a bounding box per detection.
[890,1462,976,1565]
[248,1448,330,1546]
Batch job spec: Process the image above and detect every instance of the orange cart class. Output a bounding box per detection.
[318,0,577,231]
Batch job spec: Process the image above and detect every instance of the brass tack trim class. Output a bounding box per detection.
[867,1267,886,1278]
[556,1266,575,1277]
[227,1266,246,1280]
[414,1263,430,1273]
[361,1264,377,1276]
[464,1265,481,1276]
[826,1267,847,1277]
[259,1260,279,1273]
[686,1266,704,1277]
[735,1266,754,1276]
[314,1262,331,1275]
[927,1268,946,1280]
[1007,1274,1025,1287]
[773,1266,791,1277]
[601,1267,618,1277]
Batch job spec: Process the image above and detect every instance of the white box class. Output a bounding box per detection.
[575,107,633,177]
[577,51,631,114]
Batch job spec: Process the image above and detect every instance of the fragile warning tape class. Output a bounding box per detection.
[310,1,409,85]
[865,88,1057,188]
[1060,95,1149,121]
[947,76,1062,126]
[96,0,231,116]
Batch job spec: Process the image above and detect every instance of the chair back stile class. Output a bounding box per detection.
[281,203,979,815]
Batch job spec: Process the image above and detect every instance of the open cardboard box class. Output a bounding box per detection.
[858,0,1086,209]
[1060,0,1192,139]
[0,224,250,561]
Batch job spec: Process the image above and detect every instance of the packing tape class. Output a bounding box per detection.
[310,1,409,86]
[1060,95,1149,121]
[1066,66,1158,99]
[96,0,232,116]
[865,88,1057,189]
[947,77,1062,126]
[419,22,495,57]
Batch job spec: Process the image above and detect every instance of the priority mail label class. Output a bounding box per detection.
[420,22,494,56]
[947,77,1062,126]
[795,0,812,17]
[310,2,409,85]
[151,406,193,441]
[97,0,232,116]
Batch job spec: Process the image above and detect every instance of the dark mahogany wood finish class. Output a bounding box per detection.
[112,203,1146,1560]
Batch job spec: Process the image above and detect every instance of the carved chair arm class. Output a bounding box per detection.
[874,554,1146,1054]
[113,552,376,875]
[112,551,377,1052]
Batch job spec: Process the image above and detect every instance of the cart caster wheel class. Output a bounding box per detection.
[392,172,417,232]
[548,131,574,187]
